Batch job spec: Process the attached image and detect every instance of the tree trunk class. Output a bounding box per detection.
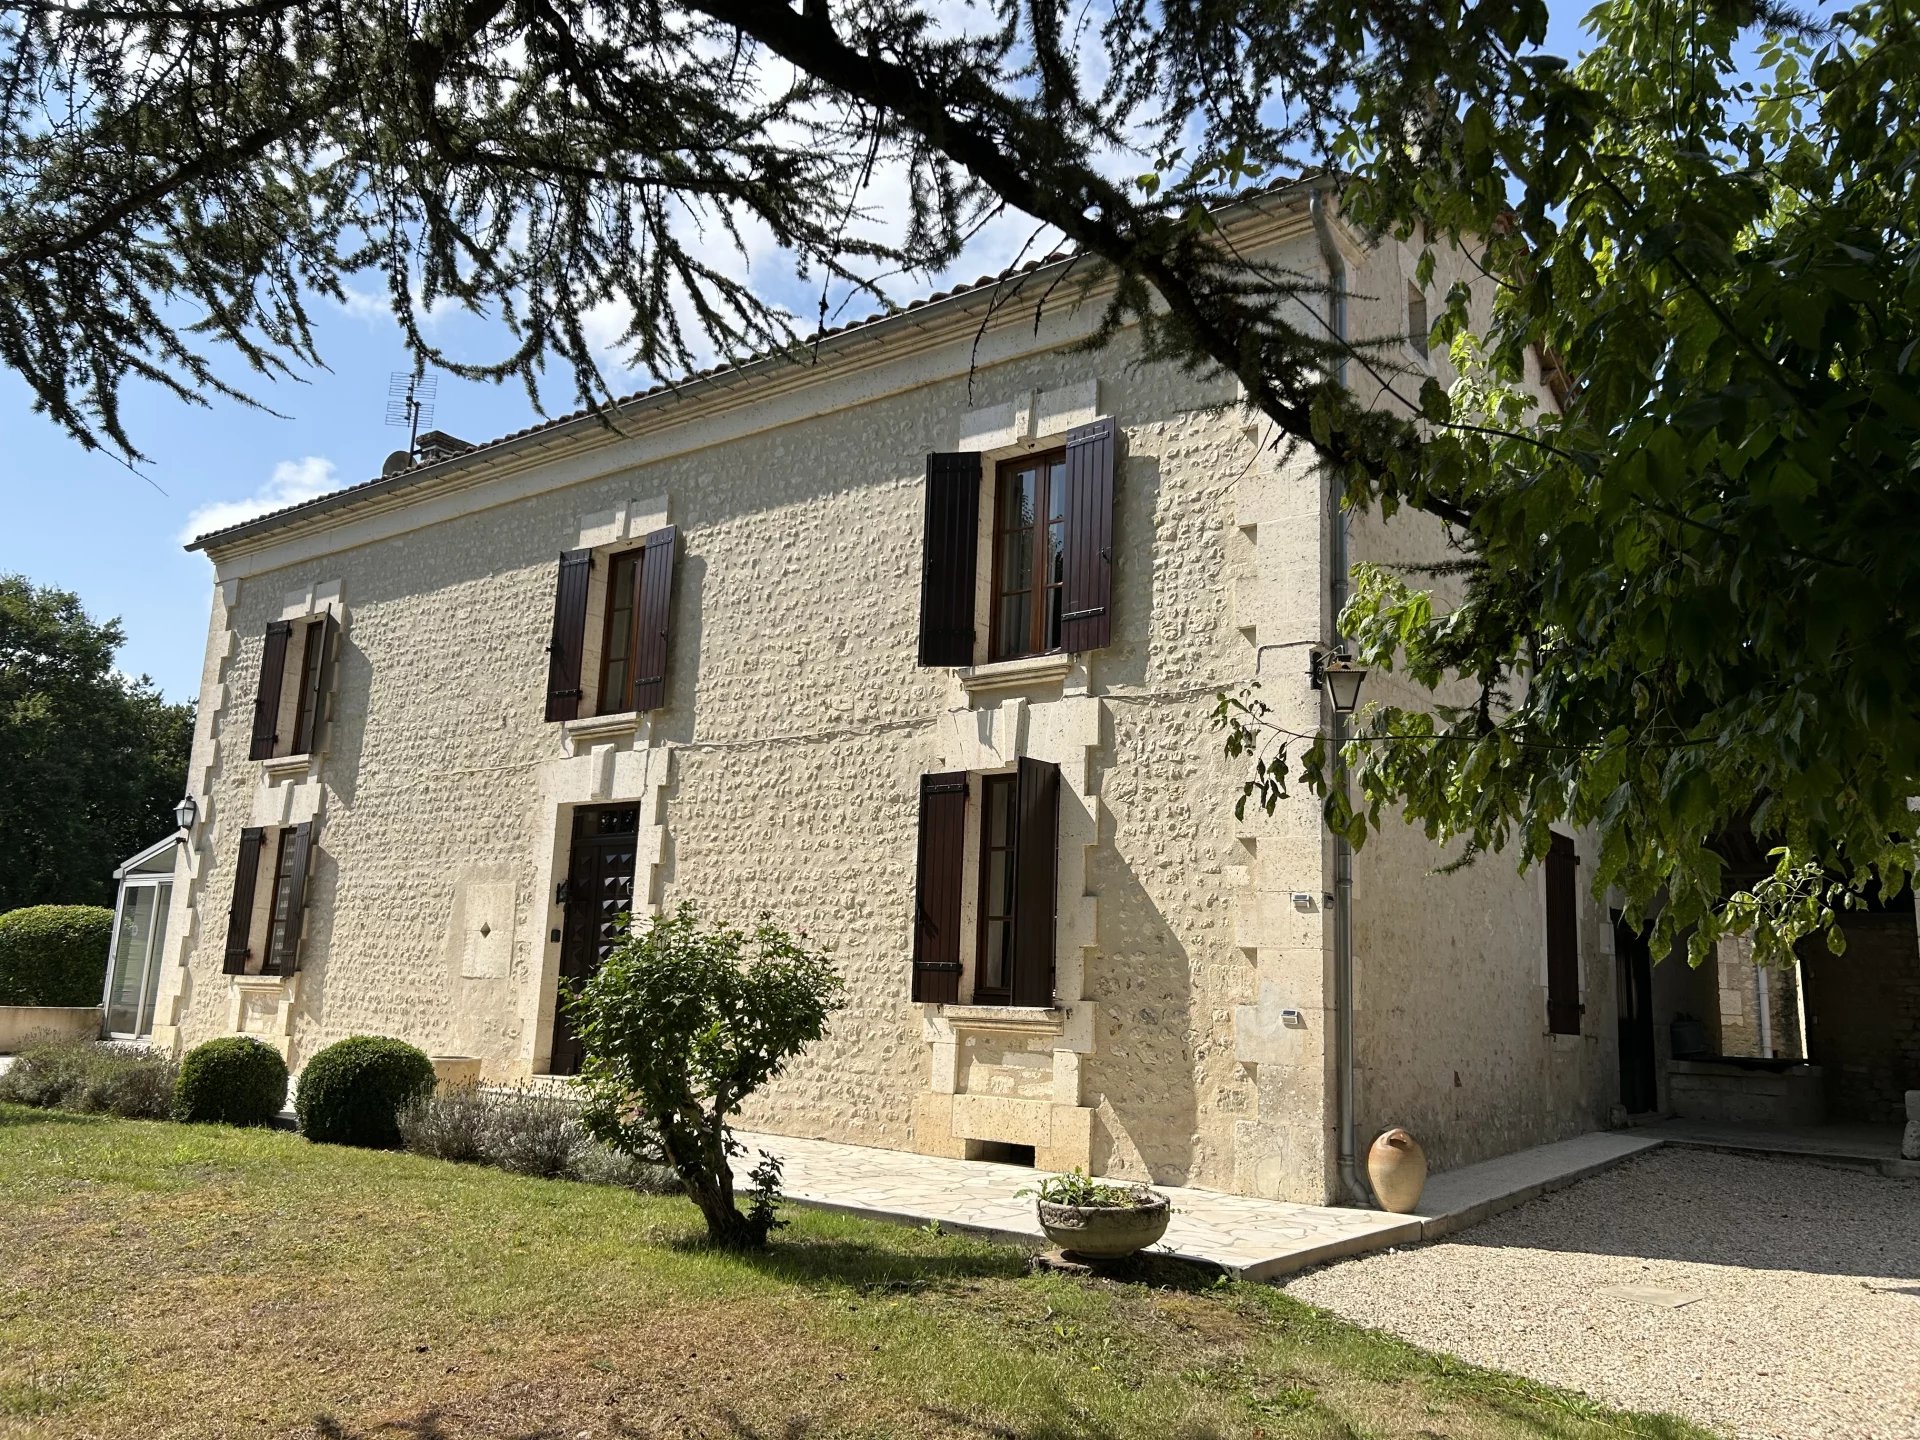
[664,1123,767,1250]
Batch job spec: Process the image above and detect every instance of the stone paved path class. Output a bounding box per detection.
[731,1129,1424,1280]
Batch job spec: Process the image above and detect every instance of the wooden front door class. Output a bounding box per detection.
[549,804,641,1075]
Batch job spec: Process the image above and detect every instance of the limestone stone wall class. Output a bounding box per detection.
[155,209,1351,1199]
[1335,231,1619,1174]
[155,201,1610,1201]
[1800,906,1920,1122]
[1714,932,1805,1061]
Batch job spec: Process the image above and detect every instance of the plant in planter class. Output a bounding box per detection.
[1021,1168,1170,1260]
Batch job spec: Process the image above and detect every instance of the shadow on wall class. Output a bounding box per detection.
[1088,454,1161,696]
[649,550,706,752]
[1084,783,1200,1188]
[1443,1148,1920,1280]
[1799,902,1920,1125]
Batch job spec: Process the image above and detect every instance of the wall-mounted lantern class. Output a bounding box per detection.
[1310,650,1370,716]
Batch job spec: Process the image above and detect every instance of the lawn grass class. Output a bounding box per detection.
[0,1103,1718,1440]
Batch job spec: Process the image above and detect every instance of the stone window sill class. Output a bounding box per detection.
[564,710,645,746]
[936,1003,1069,1037]
[957,652,1074,697]
[231,974,294,993]
[261,753,312,780]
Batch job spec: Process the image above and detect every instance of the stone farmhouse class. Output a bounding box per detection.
[146,185,1668,1206]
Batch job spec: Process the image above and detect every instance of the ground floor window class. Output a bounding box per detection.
[974,773,1018,1001]
[912,757,1059,1008]
[221,822,315,977]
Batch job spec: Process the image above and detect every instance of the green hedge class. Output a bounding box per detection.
[295,1036,437,1148]
[0,905,114,1007]
[173,1036,289,1127]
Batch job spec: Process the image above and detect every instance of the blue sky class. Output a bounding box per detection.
[0,0,1611,703]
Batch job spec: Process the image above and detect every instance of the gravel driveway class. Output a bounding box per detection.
[1286,1148,1920,1440]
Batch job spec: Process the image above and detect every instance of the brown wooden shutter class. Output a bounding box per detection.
[1008,756,1060,1008]
[911,771,968,1003]
[632,526,677,712]
[543,549,594,723]
[248,621,293,760]
[1545,831,1581,1035]
[269,822,314,976]
[222,827,266,974]
[293,612,340,755]
[1060,418,1116,652]
[918,452,981,667]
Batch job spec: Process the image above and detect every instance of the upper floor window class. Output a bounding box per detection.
[991,450,1067,661]
[917,416,1116,669]
[542,526,677,723]
[247,612,338,762]
[1545,830,1581,1035]
[1407,282,1430,361]
[599,545,647,713]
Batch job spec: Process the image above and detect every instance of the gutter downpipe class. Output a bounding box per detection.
[1312,187,1368,1207]
[1754,961,1775,1059]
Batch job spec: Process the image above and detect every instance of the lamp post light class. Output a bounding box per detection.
[1310,649,1370,716]
[173,794,199,832]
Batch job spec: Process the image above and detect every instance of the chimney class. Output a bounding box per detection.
[412,430,473,464]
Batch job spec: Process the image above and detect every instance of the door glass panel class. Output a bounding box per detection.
[976,775,1017,999]
[1044,459,1066,650]
[138,884,171,1034]
[994,463,1039,660]
[106,886,156,1034]
[600,550,641,712]
[992,453,1066,660]
[263,829,300,974]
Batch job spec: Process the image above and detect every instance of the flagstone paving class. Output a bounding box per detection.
[731,1129,1424,1280]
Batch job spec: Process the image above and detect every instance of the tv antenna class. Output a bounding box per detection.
[385,368,437,449]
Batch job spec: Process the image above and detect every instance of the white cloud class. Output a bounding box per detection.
[180,456,341,544]
[334,284,392,323]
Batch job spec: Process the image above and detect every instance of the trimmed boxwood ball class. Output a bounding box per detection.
[172,1035,289,1126]
[0,905,114,1006]
[296,1036,437,1148]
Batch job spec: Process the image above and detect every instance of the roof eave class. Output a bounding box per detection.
[186,182,1323,557]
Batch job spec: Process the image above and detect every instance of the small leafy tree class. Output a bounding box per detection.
[571,905,843,1251]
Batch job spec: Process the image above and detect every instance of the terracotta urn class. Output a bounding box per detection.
[1366,1127,1428,1213]
[1036,1193,1171,1259]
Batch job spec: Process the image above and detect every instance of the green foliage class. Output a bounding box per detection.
[0,578,193,911]
[294,1036,437,1149]
[0,1036,176,1118]
[171,1036,289,1127]
[396,1082,679,1191]
[0,0,1477,487]
[9,0,1915,972]
[1281,0,1920,967]
[571,904,843,1250]
[1019,1169,1156,1208]
[0,905,112,1006]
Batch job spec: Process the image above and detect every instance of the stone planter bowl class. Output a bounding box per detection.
[1036,1192,1171,1260]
